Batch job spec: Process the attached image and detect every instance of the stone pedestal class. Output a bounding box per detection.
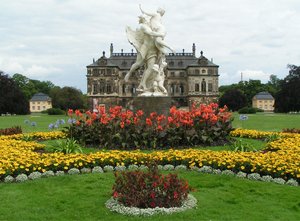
[131,96,173,116]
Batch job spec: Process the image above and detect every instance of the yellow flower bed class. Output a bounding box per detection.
[0,131,66,141]
[0,129,299,181]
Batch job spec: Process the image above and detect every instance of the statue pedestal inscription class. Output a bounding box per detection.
[132,96,172,116]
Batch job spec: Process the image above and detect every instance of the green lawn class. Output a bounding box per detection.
[232,112,300,131]
[0,113,68,133]
[0,172,299,221]
[1,112,299,133]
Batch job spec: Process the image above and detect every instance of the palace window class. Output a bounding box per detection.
[195,83,200,92]
[106,84,112,94]
[122,84,126,94]
[208,83,213,92]
[169,61,174,67]
[201,79,206,92]
[195,69,200,75]
[202,69,206,74]
[179,84,184,95]
[100,81,105,94]
[178,61,183,66]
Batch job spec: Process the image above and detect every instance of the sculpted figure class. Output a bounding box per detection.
[152,59,168,94]
[125,5,173,96]
[125,15,162,91]
[139,4,174,54]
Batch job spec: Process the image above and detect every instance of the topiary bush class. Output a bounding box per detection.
[66,103,233,149]
[112,164,191,208]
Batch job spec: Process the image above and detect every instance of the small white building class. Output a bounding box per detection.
[29,93,52,112]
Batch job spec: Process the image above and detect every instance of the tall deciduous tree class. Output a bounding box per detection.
[275,65,300,113]
[50,86,87,110]
[218,88,247,111]
[12,73,55,100]
[0,71,29,114]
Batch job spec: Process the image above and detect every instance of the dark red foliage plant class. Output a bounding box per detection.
[111,164,192,208]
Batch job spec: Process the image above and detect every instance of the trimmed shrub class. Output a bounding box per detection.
[238,107,256,114]
[112,164,191,208]
[47,108,65,115]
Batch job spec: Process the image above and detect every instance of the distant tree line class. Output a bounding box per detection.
[218,64,300,113]
[0,72,87,115]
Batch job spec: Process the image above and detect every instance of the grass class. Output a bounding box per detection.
[0,113,68,133]
[0,112,298,220]
[0,112,299,133]
[0,172,299,221]
[232,112,300,131]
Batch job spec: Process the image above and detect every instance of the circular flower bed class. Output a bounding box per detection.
[106,164,197,216]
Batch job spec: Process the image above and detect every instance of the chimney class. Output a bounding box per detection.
[110,43,114,57]
[192,43,196,56]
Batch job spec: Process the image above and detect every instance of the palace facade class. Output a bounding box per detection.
[86,43,219,109]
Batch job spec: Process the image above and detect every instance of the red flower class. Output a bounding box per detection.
[150,112,157,119]
[120,121,125,128]
[113,191,118,198]
[174,191,179,199]
[156,125,163,131]
[150,201,156,208]
[68,109,73,117]
[75,110,82,117]
[150,192,155,199]
[146,118,152,126]
[136,110,144,117]
[152,182,158,188]
[86,119,92,126]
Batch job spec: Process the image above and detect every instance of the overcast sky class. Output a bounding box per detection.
[1,0,300,92]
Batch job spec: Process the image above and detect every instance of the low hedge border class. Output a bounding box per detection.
[2,165,298,186]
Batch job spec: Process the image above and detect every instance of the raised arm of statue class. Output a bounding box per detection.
[139,4,156,17]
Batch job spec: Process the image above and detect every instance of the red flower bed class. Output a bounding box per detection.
[112,165,191,208]
[66,103,232,149]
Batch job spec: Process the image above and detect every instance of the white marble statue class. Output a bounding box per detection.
[124,5,173,96]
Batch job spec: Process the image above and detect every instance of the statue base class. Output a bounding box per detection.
[131,96,173,116]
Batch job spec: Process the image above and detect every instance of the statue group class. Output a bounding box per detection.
[125,5,174,96]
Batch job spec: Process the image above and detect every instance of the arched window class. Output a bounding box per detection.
[201,79,206,92]
[195,83,200,92]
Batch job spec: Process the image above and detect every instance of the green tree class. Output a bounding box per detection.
[0,71,29,114]
[266,74,282,97]
[50,86,87,110]
[12,73,55,100]
[275,65,300,113]
[219,89,247,111]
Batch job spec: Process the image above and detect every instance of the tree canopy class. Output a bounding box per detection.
[0,71,29,114]
[12,73,55,100]
[218,88,247,111]
[274,65,300,112]
[50,86,87,110]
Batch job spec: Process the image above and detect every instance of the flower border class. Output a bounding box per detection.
[105,194,197,216]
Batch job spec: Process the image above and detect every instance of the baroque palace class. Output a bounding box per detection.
[86,43,219,109]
